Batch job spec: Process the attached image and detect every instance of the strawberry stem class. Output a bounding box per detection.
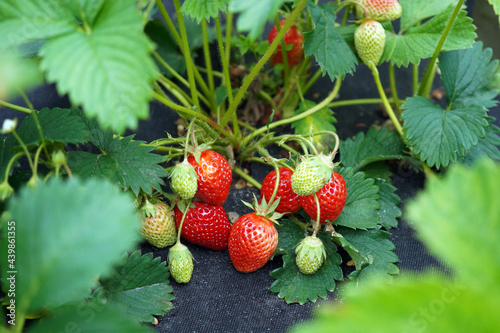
[312,193,321,238]
[176,199,192,244]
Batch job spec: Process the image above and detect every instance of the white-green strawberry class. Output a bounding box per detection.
[295,236,327,275]
[140,199,177,248]
[291,153,334,196]
[168,242,194,283]
[354,19,386,66]
[169,159,198,200]
[360,0,402,22]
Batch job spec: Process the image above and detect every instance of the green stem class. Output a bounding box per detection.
[243,76,342,147]
[3,152,24,181]
[417,0,465,96]
[412,63,419,96]
[225,12,234,64]
[153,51,190,88]
[173,0,200,111]
[328,97,390,108]
[18,90,49,158]
[201,19,215,94]
[155,0,182,47]
[421,61,438,99]
[388,63,401,115]
[233,165,261,189]
[11,131,34,171]
[221,0,308,128]
[368,62,403,136]
[312,193,321,238]
[176,199,192,243]
[0,100,31,114]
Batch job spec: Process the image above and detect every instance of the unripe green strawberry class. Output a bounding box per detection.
[354,19,386,66]
[360,0,402,22]
[169,160,198,200]
[295,236,327,275]
[291,153,334,196]
[168,242,193,283]
[140,200,177,248]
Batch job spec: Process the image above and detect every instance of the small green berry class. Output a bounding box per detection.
[168,243,194,283]
[295,236,327,275]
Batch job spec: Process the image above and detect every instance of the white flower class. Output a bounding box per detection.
[1,118,17,134]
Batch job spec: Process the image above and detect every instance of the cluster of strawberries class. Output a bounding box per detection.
[140,146,348,283]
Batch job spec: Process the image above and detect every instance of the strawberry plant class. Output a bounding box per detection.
[0,0,499,331]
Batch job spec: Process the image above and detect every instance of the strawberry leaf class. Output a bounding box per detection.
[291,99,337,153]
[96,251,174,323]
[399,0,457,33]
[375,179,401,229]
[401,96,488,169]
[229,0,287,40]
[289,274,500,333]
[381,4,476,67]
[181,0,229,22]
[339,127,408,172]
[407,158,500,290]
[16,107,90,147]
[303,3,358,80]
[26,301,154,333]
[334,167,381,229]
[271,221,343,304]
[488,0,500,25]
[460,117,500,165]
[0,178,141,314]
[0,0,76,49]
[70,107,114,149]
[438,42,499,109]
[67,136,168,196]
[39,0,157,133]
[337,227,399,281]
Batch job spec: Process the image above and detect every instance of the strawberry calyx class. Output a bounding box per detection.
[242,194,285,225]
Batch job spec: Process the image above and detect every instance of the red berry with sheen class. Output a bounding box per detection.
[228,213,278,273]
[174,201,231,251]
[260,167,301,214]
[188,150,232,205]
[268,20,304,67]
[299,171,347,224]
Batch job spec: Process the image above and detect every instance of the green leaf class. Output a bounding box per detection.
[39,0,157,133]
[337,227,399,281]
[407,158,500,290]
[229,0,287,40]
[461,118,500,165]
[16,107,90,146]
[0,178,141,314]
[401,96,488,168]
[0,0,76,49]
[375,179,401,229]
[289,274,500,333]
[67,136,168,196]
[270,221,343,304]
[26,301,153,333]
[381,5,476,67]
[487,0,500,25]
[399,0,457,33]
[96,251,174,323]
[334,167,381,229]
[358,161,392,183]
[303,3,358,80]
[145,19,186,78]
[340,127,408,171]
[291,99,337,153]
[438,42,499,109]
[67,0,106,26]
[181,0,229,22]
[70,107,114,149]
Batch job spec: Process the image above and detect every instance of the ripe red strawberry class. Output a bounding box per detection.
[260,167,301,214]
[268,19,304,67]
[299,171,347,224]
[140,199,177,248]
[228,212,279,273]
[187,150,232,205]
[174,201,231,251]
[354,19,386,66]
[360,0,402,22]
